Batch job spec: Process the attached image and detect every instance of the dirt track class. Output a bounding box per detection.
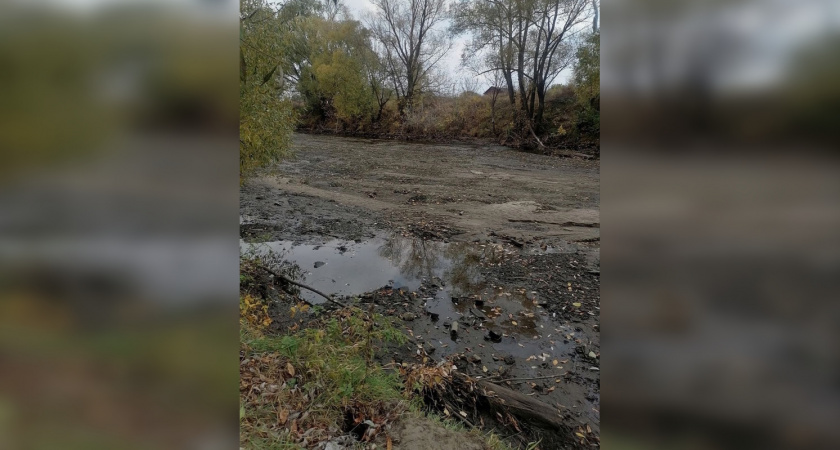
[242,133,599,246]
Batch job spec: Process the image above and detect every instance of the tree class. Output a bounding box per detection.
[454,0,590,133]
[240,0,296,179]
[573,30,599,135]
[368,0,452,117]
[488,69,506,133]
[297,18,379,125]
[366,42,394,123]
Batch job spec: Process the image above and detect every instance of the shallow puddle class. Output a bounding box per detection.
[240,233,549,338]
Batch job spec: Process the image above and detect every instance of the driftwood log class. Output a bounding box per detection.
[476,379,565,430]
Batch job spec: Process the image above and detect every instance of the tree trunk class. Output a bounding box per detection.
[535,82,547,131]
[476,379,566,430]
[504,70,516,105]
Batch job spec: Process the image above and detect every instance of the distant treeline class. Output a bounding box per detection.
[241,0,600,176]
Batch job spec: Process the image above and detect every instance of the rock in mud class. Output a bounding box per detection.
[485,330,503,343]
[314,261,325,268]
[443,321,451,329]
[450,322,458,337]
[401,312,417,321]
[503,355,516,365]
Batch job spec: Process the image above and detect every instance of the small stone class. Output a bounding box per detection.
[503,355,515,365]
[401,312,417,321]
[485,330,503,343]
[443,321,452,329]
[314,261,325,268]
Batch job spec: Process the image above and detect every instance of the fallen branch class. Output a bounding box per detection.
[529,125,546,150]
[261,266,347,308]
[507,219,600,228]
[552,149,594,160]
[490,374,561,384]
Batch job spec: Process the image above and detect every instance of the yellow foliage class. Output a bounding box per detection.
[240,294,272,330]
[289,302,310,318]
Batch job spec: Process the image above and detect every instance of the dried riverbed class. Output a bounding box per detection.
[241,133,600,447]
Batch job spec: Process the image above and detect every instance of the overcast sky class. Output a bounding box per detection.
[41,0,568,90]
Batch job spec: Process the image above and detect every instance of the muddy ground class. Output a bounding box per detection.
[241,133,600,448]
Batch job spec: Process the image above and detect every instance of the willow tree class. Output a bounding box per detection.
[296,17,380,125]
[239,0,296,179]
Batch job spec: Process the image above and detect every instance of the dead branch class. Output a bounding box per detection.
[507,219,600,228]
[261,266,347,308]
[490,374,561,383]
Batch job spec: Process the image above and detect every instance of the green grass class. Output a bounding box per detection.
[240,308,408,448]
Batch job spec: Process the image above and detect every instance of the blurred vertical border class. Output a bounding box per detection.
[601,0,840,449]
[0,0,240,449]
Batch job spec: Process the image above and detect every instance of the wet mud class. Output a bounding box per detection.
[241,133,600,447]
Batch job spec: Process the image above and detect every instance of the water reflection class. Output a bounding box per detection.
[240,232,543,336]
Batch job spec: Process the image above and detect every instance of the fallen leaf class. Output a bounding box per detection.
[459,411,468,417]
[286,363,295,377]
[553,359,559,366]
[482,366,488,373]
[572,302,581,308]
[278,409,289,425]
[588,351,597,358]
[387,436,393,450]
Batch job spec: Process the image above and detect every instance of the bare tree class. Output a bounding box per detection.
[454,0,589,133]
[322,0,349,22]
[459,75,480,94]
[366,42,394,122]
[454,0,518,105]
[488,69,505,133]
[528,0,589,127]
[368,0,452,116]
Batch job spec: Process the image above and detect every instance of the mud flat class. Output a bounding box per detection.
[241,133,600,447]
